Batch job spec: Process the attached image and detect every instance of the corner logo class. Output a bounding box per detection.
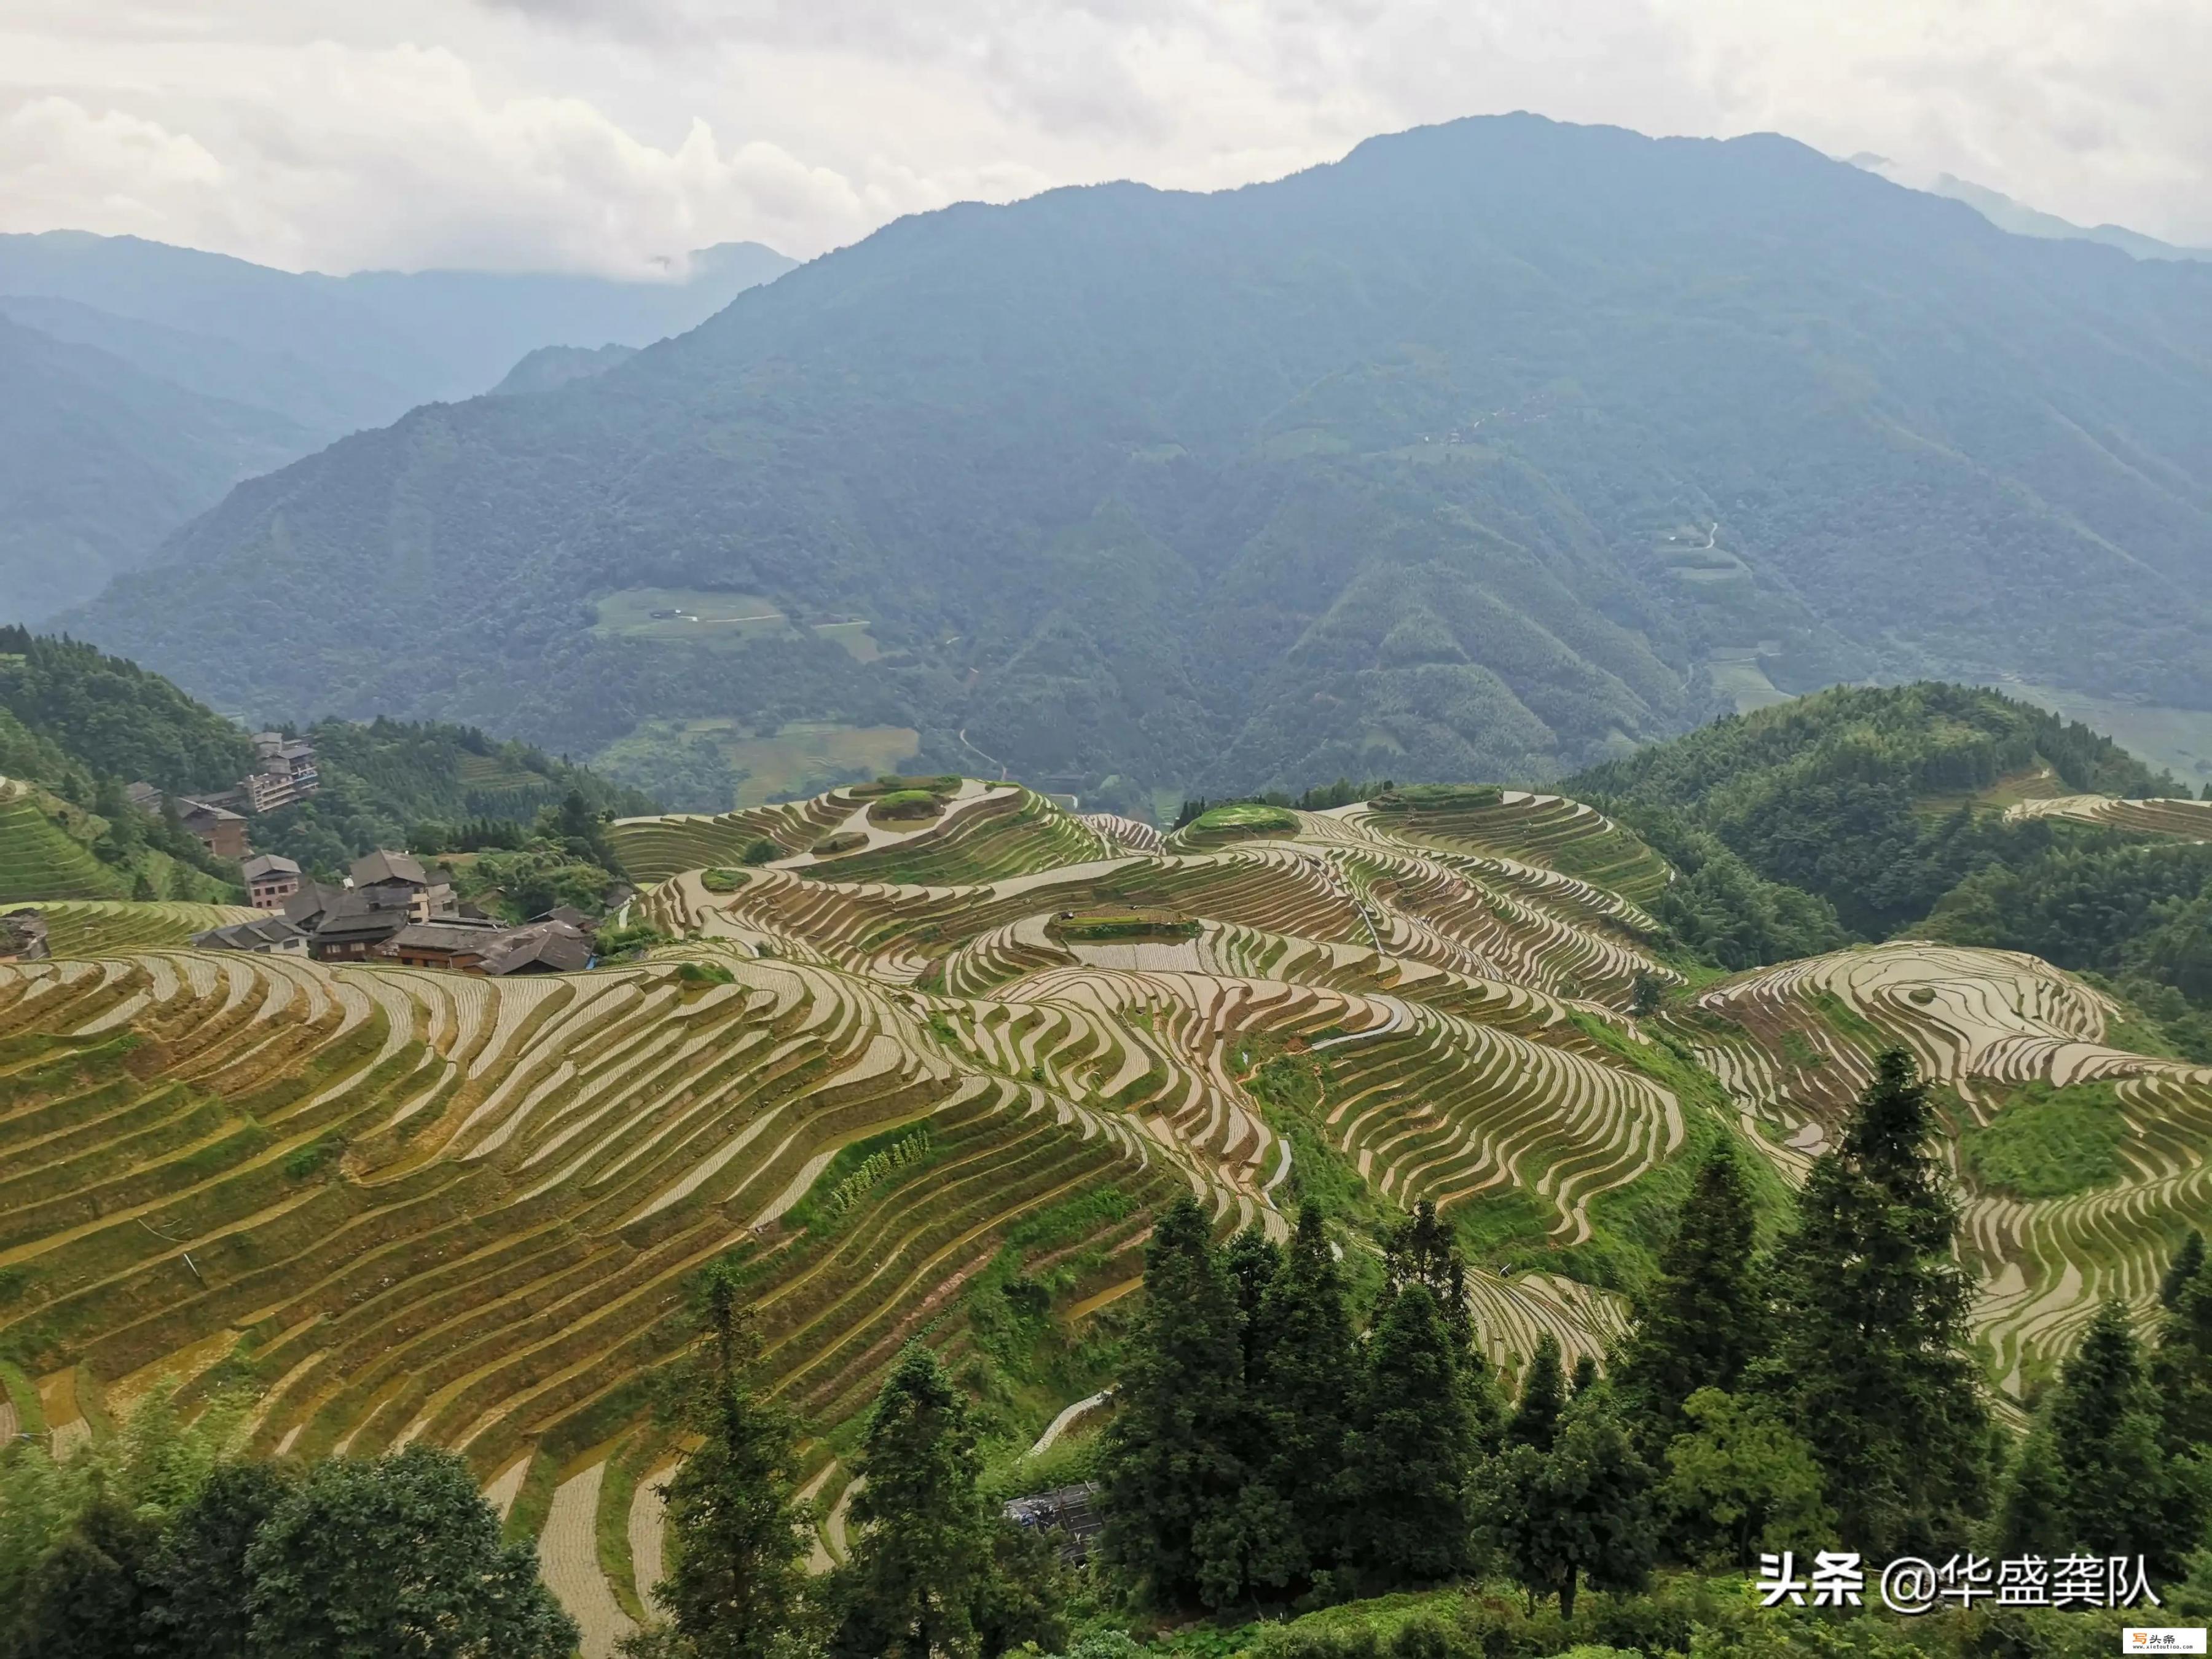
[2125,1631,2206,1653]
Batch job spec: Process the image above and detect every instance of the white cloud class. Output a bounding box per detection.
[0,0,2205,275]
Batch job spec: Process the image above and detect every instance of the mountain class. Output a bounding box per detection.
[490,342,640,396]
[0,314,318,624]
[1846,155,2212,262]
[0,233,796,621]
[62,115,2212,817]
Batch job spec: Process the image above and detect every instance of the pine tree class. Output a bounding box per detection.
[1992,1426,2071,1558]
[1755,1048,1991,1557]
[1099,1194,1261,1609]
[1615,1139,1765,1443]
[629,1271,811,1659]
[2018,1301,2200,1576]
[1507,1334,1566,1453]
[1250,1204,1359,1582]
[1570,1355,1599,1397]
[2152,1239,2212,1456]
[2163,1231,2207,1309]
[1482,1386,1654,1620]
[1347,1284,1477,1585]
[828,1344,995,1659]
[1225,1225,1284,1376]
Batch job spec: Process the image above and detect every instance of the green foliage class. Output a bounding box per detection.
[0,627,256,793]
[1614,1141,1768,1443]
[1960,1081,2128,1199]
[1480,1386,1656,1620]
[1655,1389,1832,1567]
[1348,1285,1480,1585]
[245,1445,577,1658]
[630,1276,812,1659]
[1754,1049,1992,1559]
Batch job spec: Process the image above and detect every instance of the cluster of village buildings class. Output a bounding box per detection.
[128,729,322,861]
[192,849,596,975]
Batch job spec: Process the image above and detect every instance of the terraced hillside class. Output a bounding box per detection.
[5,773,2206,1651]
[2004,793,2212,838]
[0,782,127,903]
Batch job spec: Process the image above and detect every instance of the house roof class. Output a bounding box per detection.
[192,918,308,951]
[485,921,592,976]
[241,853,302,880]
[283,879,347,926]
[351,849,429,888]
[389,920,508,955]
[179,799,245,826]
[311,890,415,943]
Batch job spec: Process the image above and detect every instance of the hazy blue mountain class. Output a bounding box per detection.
[1,232,795,620]
[63,116,2212,813]
[0,314,315,624]
[491,342,640,396]
[1845,156,2212,264]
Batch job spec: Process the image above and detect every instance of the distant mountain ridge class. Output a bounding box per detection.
[0,232,795,621]
[62,114,2212,817]
[1845,155,2212,263]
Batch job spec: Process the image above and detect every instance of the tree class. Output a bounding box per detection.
[1346,1284,1477,1585]
[1099,1194,1259,1609]
[1615,1139,1765,1444]
[1381,1201,1473,1352]
[629,1270,813,1659]
[1483,1386,1654,1620]
[2152,1238,2212,1454]
[1755,1048,1991,1557]
[1999,1300,2200,1576]
[2,1496,159,1659]
[144,1461,294,1658]
[1224,1225,1284,1377]
[1249,1203,1359,1583]
[829,1344,995,1659]
[2163,1230,2207,1311]
[245,1446,576,1659]
[1507,1334,1566,1453]
[1656,1389,1830,1567]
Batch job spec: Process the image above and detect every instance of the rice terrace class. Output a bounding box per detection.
[2,772,2208,1651]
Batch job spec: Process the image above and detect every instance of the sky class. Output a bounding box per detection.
[1,0,2207,278]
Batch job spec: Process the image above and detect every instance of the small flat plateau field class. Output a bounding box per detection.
[590,588,881,661]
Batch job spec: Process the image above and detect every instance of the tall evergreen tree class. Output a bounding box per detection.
[1615,1139,1765,1443]
[1507,1334,1566,1453]
[829,1344,996,1659]
[1347,1284,1478,1586]
[1382,1201,1473,1351]
[1755,1048,1991,1556]
[2163,1231,2207,1309]
[629,1270,812,1659]
[1225,1225,1283,1375]
[2151,1244,2212,1456]
[1250,1203,1359,1582]
[1099,1194,1263,1609]
[1999,1301,2200,1576]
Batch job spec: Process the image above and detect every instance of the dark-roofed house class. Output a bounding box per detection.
[241,853,302,911]
[484,920,593,976]
[191,916,310,955]
[350,850,456,923]
[300,888,417,962]
[385,918,509,972]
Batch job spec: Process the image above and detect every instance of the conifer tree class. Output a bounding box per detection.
[1570,1355,1599,1397]
[1225,1225,1284,1376]
[629,1271,811,1659]
[2162,1231,2207,1309]
[828,1343,996,1659]
[1615,1139,1765,1443]
[1507,1334,1566,1453]
[1347,1284,1477,1585]
[1251,1204,1359,1582]
[1099,1194,1261,1609]
[1756,1048,1990,1557]
[2151,1243,2212,1457]
[1381,1201,1473,1351]
[1999,1301,2200,1577]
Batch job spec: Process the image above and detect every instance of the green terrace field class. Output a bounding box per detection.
[7,769,2210,1652]
[0,786,125,903]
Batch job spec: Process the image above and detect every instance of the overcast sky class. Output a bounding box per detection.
[2,0,2206,278]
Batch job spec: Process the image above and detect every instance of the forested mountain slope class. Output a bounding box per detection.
[65,114,2212,812]
[0,233,795,621]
